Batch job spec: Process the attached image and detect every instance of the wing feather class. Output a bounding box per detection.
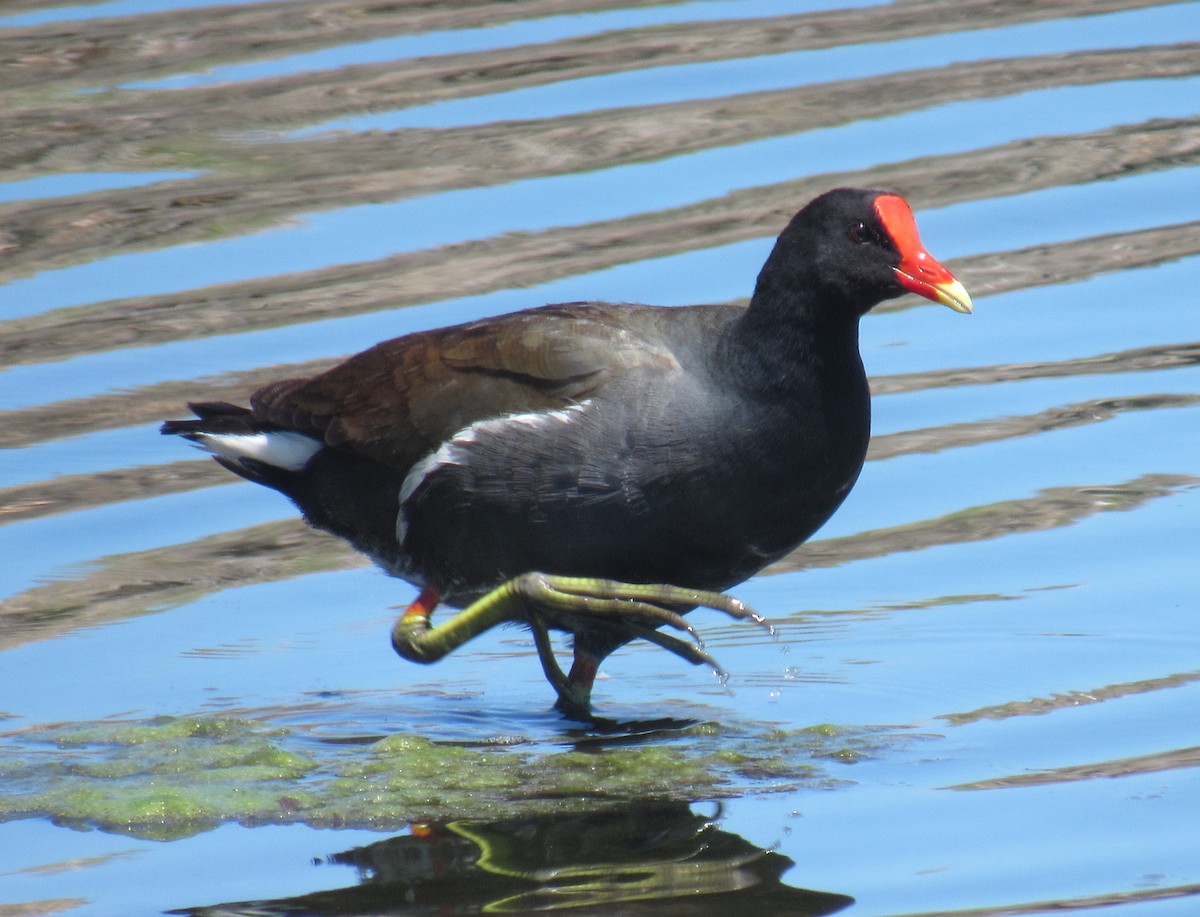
[249,303,680,474]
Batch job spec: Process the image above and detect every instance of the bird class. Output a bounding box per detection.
[162,188,971,720]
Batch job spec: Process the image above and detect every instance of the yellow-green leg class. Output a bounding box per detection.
[391,573,770,717]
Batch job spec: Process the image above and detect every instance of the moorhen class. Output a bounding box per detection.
[163,188,971,719]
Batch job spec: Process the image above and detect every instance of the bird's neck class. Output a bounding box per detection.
[720,285,864,400]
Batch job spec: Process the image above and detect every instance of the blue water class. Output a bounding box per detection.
[123,0,887,92]
[0,170,200,203]
[297,3,1200,132]
[4,166,1197,416]
[3,2,1199,915]
[5,74,1196,325]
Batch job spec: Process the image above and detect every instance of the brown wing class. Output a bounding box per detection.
[249,302,680,474]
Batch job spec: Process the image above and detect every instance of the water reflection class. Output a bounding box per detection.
[172,803,852,917]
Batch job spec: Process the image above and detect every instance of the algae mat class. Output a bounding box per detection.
[0,708,905,840]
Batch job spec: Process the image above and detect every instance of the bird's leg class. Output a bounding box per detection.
[390,585,514,664]
[390,573,770,713]
[394,586,594,718]
[527,615,574,699]
[555,648,603,721]
[522,627,603,722]
[516,574,770,633]
[392,574,768,663]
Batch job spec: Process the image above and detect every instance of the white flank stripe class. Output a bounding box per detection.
[395,400,592,543]
[194,431,322,472]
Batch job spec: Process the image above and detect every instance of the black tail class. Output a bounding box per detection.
[162,400,406,569]
[160,401,262,439]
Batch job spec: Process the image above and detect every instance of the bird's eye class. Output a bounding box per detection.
[848,222,873,245]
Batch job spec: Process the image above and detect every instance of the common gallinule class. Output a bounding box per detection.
[163,188,971,719]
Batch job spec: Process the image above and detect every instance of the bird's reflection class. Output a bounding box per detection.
[173,801,852,916]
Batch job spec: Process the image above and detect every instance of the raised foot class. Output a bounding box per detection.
[512,573,770,722]
[390,573,771,718]
[505,572,769,677]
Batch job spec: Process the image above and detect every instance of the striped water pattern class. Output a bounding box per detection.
[1,1,1198,914]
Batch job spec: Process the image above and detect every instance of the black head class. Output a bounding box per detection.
[749,188,972,323]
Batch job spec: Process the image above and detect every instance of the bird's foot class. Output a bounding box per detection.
[512,573,769,656]
[390,574,771,718]
[508,573,770,711]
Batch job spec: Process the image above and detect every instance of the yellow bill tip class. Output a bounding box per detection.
[933,277,974,314]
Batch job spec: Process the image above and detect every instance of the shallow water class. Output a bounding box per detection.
[2,1,1199,915]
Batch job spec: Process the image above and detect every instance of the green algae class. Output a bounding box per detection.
[0,714,908,839]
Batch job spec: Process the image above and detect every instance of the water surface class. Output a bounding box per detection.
[1,1,1199,915]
